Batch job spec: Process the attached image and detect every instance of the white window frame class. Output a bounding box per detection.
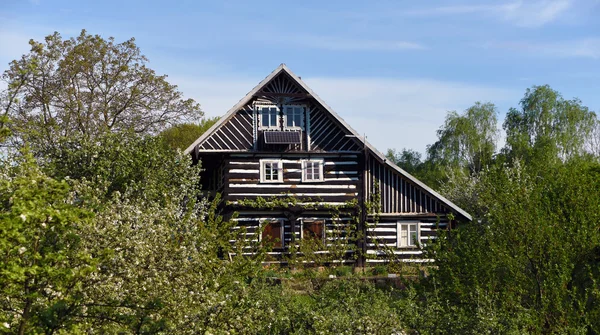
[257,104,305,130]
[259,106,280,130]
[397,222,419,248]
[260,159,283,183]
[284,105,304,130]
[301,159,324,182]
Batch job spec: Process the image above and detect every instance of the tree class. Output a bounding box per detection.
[0,152,97,334]
[503,85,597,164]
[427,102,499,174]
[1,30,202,153]
[159,116,219,150]
[386,148,423,175]
[432,158,600,333]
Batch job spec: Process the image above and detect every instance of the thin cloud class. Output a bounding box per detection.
[407,0,573,27]
[488,38,600,59]
[260,34,425,52]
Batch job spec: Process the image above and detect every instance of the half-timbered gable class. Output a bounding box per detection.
[185,64,471,265]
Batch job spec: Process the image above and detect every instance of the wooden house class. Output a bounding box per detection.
[184,64,472,266]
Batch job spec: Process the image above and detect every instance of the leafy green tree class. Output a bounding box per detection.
[1,30,202,153]
[0,152,97,335]
[432,158,600,334]
[503,85,596,165]
[386,148,423,175]
[427,102,499,174]
[159,116,219,150]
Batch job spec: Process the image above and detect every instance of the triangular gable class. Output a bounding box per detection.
[185,64,472,221]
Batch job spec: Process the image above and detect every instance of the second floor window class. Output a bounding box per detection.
[302,159,324,182]
[260,159,283,183]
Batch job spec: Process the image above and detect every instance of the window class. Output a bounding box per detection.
[285,106,303,129]
[397,222,419,248]
[302,220,324,242]
[260,106,279,129]
[261,220,284,248]
[302,159,323,182]
[260,159,283,183]
[258,105,305,130]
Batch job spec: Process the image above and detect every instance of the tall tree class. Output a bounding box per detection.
[503,85,596,164]
[427,102,499,174]
[1,30,202,153]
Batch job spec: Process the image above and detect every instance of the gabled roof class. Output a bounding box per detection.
[185,64,472,221]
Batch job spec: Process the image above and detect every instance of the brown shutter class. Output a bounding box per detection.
[303,220,324,241]
[262,221,282,248]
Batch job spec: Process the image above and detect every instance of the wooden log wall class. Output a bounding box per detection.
[365,217,448,263]
[224,153,360,205]
[366,155,450,214]
[231,213,357,264]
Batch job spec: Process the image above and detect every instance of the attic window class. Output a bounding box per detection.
[285,106,303,129]
[258,105,305,130]
[260,106,279,129]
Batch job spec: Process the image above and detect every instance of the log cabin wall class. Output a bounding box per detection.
[224,153,359,205]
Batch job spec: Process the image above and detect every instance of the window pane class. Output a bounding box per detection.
[270,111,277,127]
[262,108,269,127]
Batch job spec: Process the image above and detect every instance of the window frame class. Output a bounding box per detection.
[397,222,419,248]
[301,159,324,182]
[257,104,305,130]
[260,159,283,183]
[259,106,280,130]
[284,105,304,130]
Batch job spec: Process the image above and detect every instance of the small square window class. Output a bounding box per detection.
[397,222,419,248]
[260,160,283,183]
[302,160,323,182]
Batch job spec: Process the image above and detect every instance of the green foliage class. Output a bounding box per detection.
[1,29,202,153]
[159,117,219,150]
[428,101,499,173]
[0,152,97,334]
[432,158,600,333]
[503,85,596,165]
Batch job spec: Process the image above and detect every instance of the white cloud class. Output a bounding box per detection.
[169,75,517,155]
[278,35,425,51]
[488,37,600,58]
[408,0,573,27]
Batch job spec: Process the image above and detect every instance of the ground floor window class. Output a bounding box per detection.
[261,219,284,248]
[397,222,419,248]
[302,220,325,242]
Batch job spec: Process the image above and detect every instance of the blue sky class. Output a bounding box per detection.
[1,0,599,154]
